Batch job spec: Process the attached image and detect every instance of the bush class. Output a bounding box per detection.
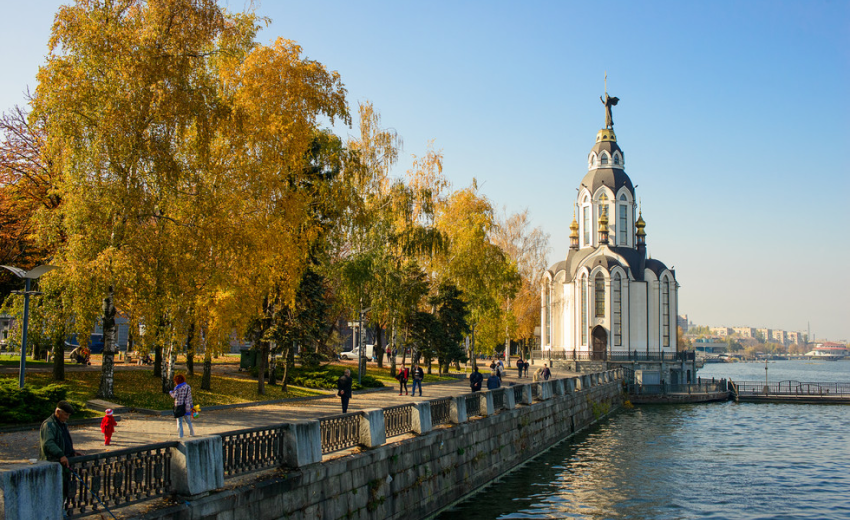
[0,379,74,425]
[290,368,383,391]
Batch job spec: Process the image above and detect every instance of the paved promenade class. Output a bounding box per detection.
[0,367,572,464]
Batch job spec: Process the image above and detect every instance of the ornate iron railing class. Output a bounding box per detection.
[319,412,361,454]
[513,384,524,404]
[492,388,505,410]
[221,425,286,478]
[530,349,693,362]
[734,380,850,397]
[430,397,452,425]
[465,394,481,417]
[66,442,176,518]
[384,404,414,438]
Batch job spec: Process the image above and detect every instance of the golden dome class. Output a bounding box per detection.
[635,211,646,236]
[598,210,609,234]
[569,213,579,238]
[595,128,617,143]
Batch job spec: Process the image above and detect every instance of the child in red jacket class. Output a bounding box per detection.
[101,409,117,445]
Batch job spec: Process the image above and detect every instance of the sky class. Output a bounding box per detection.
[1,1,848,341]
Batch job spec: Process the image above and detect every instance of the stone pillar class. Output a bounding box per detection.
[520,384,533,405]
[480,391,495,416]
[282,420,322,468]
[0,462,63,520]
[538,382,553,400]
[504,387,516,410]
[566,378,577,393]
[450,396,468,424]
[171,436,224,497]
[552,379,566,396]
[359,409,386,448]
[582,375,592,389]
[412,402,432,434]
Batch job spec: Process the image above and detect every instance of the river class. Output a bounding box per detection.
[437,360,850,520]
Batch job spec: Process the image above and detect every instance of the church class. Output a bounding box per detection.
[541,94,678,360]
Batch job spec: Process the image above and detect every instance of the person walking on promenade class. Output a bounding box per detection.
[524,360,530,378]
[39,401,84,502]
[101,409,117,446]
[169,374,195,438]
[396,363,410,395]
[516,359,524,379]
[542,363,551,381]
[337,369,353,413]
[470,367,484,392]
[487,370,501,389]
[533,366,543,382]
[411,364,425,396]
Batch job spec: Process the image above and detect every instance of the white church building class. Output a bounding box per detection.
[541,95,679,361]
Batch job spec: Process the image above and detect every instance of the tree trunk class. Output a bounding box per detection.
[268,350,276,385]
[280,345,290,391]
[52,328,65,382]
[375,325,384,369]
[257,342,267,395]
[154,345,163,377]
[185,321,195,376]
[389,318,397,375]
[202,350,212,390]
[97,286,117,399]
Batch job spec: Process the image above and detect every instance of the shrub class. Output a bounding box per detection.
[0,379,72,425]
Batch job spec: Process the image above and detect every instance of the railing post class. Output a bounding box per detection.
[359,409,386,448]
[540,381,553,400]
[552,378,566,396]
[450,396,469,424]
[480,391,495,416]
[282,420,322,468]
[171,436,224,497]
[0,462,63,520]
[504,387,516,409]
[411,402,432,434]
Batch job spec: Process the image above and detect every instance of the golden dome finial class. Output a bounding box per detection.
[569,206,579,249]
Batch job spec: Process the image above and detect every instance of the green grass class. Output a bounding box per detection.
[0,370,324,413]
[0,357,52,367]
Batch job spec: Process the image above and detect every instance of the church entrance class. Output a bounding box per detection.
[591,326,607,360]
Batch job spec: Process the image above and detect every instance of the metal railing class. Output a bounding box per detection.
[384,404,414,438]
[628,382,728,396]
[221,425,285,478]
[430,397,452,426]
[734,380,850,397]
[513,384,525,404]
[531,350,694,362]
[492,388,505,410]
[66,442,176,518]
[465,394,481,417]
[319,412,361,454]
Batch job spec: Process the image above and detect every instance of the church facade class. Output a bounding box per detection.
[541,96,678,359]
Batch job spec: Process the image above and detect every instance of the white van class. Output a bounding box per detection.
[340,344,374,360]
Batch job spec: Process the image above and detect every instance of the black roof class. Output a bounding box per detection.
[580,167,634,197]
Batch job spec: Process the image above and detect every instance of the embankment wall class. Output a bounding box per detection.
[145,379,622,520]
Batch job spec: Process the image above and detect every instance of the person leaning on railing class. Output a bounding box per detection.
[39,401,84,503]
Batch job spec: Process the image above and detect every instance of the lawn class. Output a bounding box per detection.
[0,370,324,413]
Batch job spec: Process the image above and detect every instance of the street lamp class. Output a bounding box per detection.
[357,305,371,386]
[2,264,58,388]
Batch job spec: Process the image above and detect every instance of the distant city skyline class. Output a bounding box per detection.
[1,1,847,339]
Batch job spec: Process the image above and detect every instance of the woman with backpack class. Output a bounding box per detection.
[396,363,410,396]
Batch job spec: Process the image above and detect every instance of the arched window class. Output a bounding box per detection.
[613,153,620,165]
[613,273,622,345]
[618,203,628,245]
[581,276,588,346]
[582,204,591,246]
[595,274,605,317]
[545,284,551,344]
[600,153,608,166]
[662,279,670,348]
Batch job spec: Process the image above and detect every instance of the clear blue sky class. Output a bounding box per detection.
[2,1,848,341]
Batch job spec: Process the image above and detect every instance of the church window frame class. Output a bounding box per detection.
[600,153,609,166]
[545,283,551,345]
[581,275,588,346]
[613,152,622,166]
[594,273,605,318]
[662,278,671,348]
[582,196,591,246]
[613,272,622,345]
[618,203,628,245]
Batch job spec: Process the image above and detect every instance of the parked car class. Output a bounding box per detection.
[340,344,374,360]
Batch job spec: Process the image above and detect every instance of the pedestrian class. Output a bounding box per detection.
[169,374,195,438]
[39,401,83,503]
[487,370,501,389]
[411,364,425,396]
[396,363,410,395]
[337,369,353,413]
[489,360,496,373]
[543,363,551,381]
[533,366,543,382]
[523,360,530,378]
[497,359,505,374]
[101,409,117,446]
[470,366,484,392]
[516,359,524,378]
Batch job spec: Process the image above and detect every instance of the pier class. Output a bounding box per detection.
[731,380,850,404]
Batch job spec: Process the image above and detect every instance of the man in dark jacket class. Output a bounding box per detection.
[337,369,353,413]
[39,401,83,501]
[486,371,501,389]
[470,367,484,392]
[542,364,551,381]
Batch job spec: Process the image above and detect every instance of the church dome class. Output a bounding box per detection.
[583,128,633,197]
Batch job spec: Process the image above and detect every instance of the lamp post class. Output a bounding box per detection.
[2,264,58,388]
[357,305,371,386]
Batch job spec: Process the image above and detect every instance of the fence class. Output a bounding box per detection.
[221,425,286,477]
[734,380,850,397]
[384,404,414,438]
[66,442,176,518]
[50,371,622,518]
[531,350,693,362]
[628,381,727,396]
[319,412,361,454]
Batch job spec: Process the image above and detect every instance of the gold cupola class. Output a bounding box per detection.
[635,209,646,248]
[595,128,617,143]
[569,210,580,249]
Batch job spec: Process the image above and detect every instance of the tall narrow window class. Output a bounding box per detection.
[618,204,627,245]
[545,285,551,344]
[582,205,590,245]
[613,273,622,346]
[595,274,605,317]
[581,276,588,345]
[662,279,670,348]
[600,154,608,165]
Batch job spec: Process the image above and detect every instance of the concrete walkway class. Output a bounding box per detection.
[0,367,571,464]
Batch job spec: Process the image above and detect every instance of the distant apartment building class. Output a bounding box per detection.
[732,327,755,338]
[786,331,806,345]
[711,327,731,337]
[677,314,689,333]
[771,330,787,344]
[756,328,771,341]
